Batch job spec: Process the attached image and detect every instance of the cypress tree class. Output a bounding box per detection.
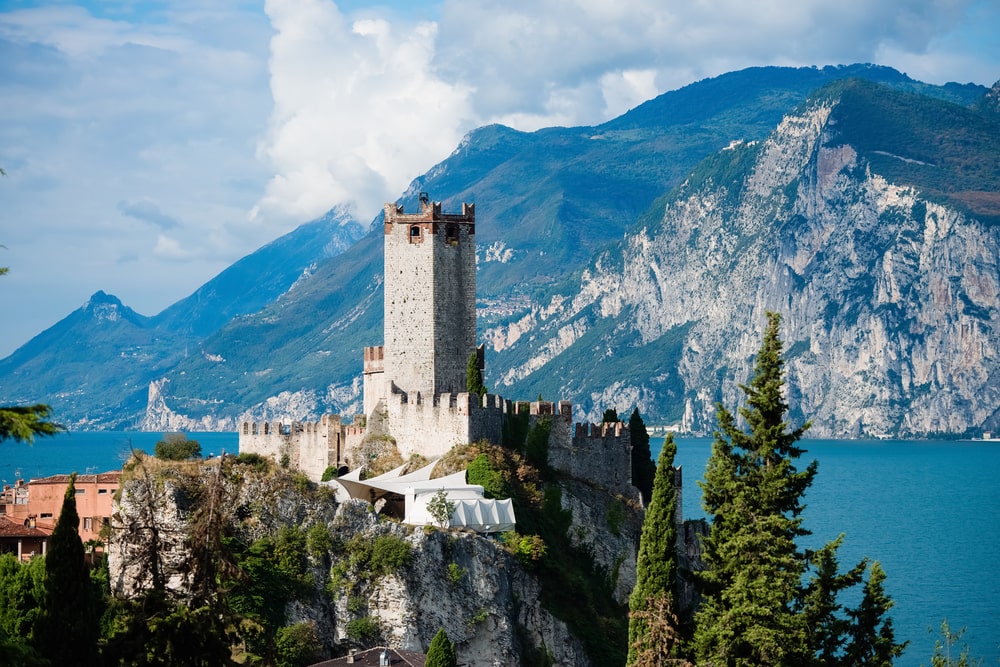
[628,408,656,505]
[466,350,487,399]
[35,472,100,665]
[693,312,817,666]
[627,434,683,665]
[426,627,457,667]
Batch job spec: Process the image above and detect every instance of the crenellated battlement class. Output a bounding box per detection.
[238,413,364,481]
[383,389,507,458]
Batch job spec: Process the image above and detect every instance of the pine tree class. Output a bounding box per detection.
[628,408,656,505]
[35,472,100,665]
[799,535,867,666]
[627,434,683,664]
[693,312,817,666]
[426,627,457,667]
[844,561,907,666]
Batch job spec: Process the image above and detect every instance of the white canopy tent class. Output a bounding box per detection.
[323,459,516,532]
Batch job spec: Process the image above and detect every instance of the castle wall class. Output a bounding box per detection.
[239,414,361,481]
[363,345,386,417]
[525,401,634,496]
[385,391,504,459]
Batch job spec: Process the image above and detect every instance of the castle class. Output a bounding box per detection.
[238,195,633,498]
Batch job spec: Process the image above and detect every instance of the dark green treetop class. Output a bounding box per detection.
[35,473,101,665]
[628,408,656,504]
[426,627,457,667]
[627,433,683,665]
[694,311,817,665]
[466,350,487,398]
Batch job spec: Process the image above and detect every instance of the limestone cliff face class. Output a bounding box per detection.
[489,97,1000,437]
[108,459,598,666]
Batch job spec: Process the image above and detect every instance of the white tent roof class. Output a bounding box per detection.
[323,459,515,532]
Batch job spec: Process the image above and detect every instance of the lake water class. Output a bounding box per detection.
[2,432,997,665]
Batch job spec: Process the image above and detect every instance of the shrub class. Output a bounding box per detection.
[501,532,547,566]
[274,622,322,667]
[345,616,380,644]
[466,453,507,498]
[370,535,412,575]
[320,466,337,482]
[153,433,201,460]
[306,523,332,559]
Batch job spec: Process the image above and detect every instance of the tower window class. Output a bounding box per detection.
[445,223,459,245]
[410,226,421,237]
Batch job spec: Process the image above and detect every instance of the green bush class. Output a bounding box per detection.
[320,466,338,482]
[466,454,507,498]
[370,535,412,575]
[306,523,332,559]
[345,616,380,644]
[501,532,547,567]
[153,433,201,460]
[274,622,322,667]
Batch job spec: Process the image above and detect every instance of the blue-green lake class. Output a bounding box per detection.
[2,432,997,665]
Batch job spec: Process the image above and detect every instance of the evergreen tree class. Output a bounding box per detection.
[602,408,619,423]
[466,350,487,399]
[799,535,867,666]
[693,312,817,666]
[426,627,457,667]
[844,561,907,666]
[627,434,683,664]
[35,473,100,666]
[628,408,657,505]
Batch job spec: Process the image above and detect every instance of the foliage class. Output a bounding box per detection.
[345,616,380,644]
[524,417,552,470]
[34,472,101,666]
[446,563,467,586]
[306,523,332,559]
[100,590,237,666]
[466,350,487,398]
[321,465,338,481]
[370,534,413,574]
[602,408,619,423]
[501,404,531,450]
[628,592,693,667]
[465,452,509,499]
[627,434,682,665]
[628,409,656,505]
[153,433,202,460]
[427,488,456,528]
[693,312,903,666]
[426,627,457,667]
[501,532,547,566]
[0,555,46,665]
[844,560,908,666]
[234,451,270,471]
[925,619,983,667]
[0,403,64,444]
[274,621,323,667]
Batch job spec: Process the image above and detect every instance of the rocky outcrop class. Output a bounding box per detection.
[108,456,600,666]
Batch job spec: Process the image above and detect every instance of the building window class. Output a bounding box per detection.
[445,223,459,245]
[75,488,85,494]
[83,517,93,531]
[410,225,421,237]
[40,513,52,519]
[98,488,108,494]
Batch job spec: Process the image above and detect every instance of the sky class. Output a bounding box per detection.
[1,0,998,359]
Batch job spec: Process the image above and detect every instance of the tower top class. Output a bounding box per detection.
[384,193,475,227]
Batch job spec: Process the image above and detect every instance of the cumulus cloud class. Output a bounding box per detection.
[255,0,474,224]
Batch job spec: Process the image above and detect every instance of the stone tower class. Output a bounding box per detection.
[381,193,477,402]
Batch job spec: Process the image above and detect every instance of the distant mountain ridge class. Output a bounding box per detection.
[0,64,996,437]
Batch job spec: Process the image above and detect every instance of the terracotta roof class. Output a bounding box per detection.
[0,516,52,538]
[29,471,122,484]
[309,647,426,667]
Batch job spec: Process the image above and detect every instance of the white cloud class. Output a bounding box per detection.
[255,0,474,224]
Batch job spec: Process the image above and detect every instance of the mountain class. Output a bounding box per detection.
[492,78,1000,437]
[1,64,996,437]
[0,212,365,428]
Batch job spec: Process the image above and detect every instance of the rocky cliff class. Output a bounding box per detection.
[108,451,636,665]
[488,80,1000,437]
